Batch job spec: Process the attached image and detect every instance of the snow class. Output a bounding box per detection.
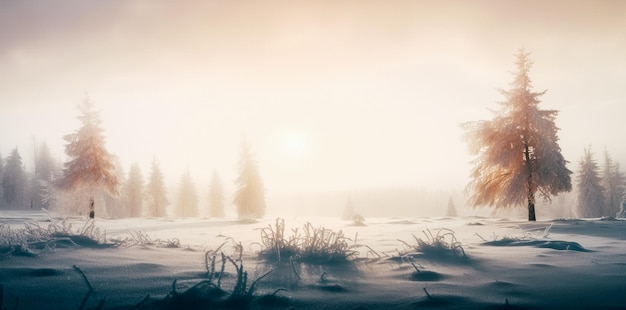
[2,211,626,309]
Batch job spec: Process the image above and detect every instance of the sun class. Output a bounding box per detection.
[281,132,309,158]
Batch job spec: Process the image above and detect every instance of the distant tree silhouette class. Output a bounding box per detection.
[208,169,225,217]
[464,49,572,221]
[145,158,168,217]
[31,141,60,210]
[575,147,605,218]
[124,162,144,217]
[233,139,266,219]
[445,196,458,217]
[0,153,4,208]
[55,96,119,218]
[341,196,356,220]
[176,169,198,217]
[601,149,626,217]
[2,148,27,209]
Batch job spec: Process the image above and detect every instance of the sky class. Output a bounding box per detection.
[1,0,625,198]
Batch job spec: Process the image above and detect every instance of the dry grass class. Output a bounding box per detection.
[258,218,358,264]
[399,228,467,259]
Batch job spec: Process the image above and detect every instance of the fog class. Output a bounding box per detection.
[1,1,625,215]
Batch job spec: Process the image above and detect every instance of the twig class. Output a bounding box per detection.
[423,287,433,299]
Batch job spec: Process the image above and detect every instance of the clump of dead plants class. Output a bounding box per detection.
[0,218,111,256]
[258,218,358,264]
[399,228,467,259]
[152,245,284,310]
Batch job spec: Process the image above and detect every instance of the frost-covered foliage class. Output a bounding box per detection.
[464,49,572,221]
[208,169,225,217]
[259,218,358,264]
[145,158,168,217]
[124,162,144,217]
[54,97,119,216]
[399,228,467,259]
[575,147,606,218]
[1,148,27,209]
[601,150,626,217]
[233,139,266,219]
[176,169,198,217]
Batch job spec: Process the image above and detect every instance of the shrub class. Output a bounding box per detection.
[399,228,467,259]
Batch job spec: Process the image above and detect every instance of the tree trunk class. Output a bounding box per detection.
[88,197,95,219]
[528,201,536,221]
[524,142,537,221]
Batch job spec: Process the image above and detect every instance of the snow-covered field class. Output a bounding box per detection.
[2,211,626,309]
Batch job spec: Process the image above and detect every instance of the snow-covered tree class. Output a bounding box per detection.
[55,97,119,218]
[176,169,198,217]
[208,169,225,217]
[341,196,356,220]
[601,150,626,217]
[31,141,60,210]
[145,158,168,217]
[445,196,458,217]
[2,148,27,209]
[464,49,572,221]
[233,139,266,219]
[575,147,605,218]
[124,162,144,217]
[0,153,5,208]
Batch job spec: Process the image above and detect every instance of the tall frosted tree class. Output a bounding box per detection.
[464,49,572,221]
[55,97,119,218]
[601,150,626,217]
[124,163,144,217]
[208,169,225,217]
[233,139,266,219]
[32,141,59,210]
[2,148,27,209]
[575,147,605,218]
[176,169,198,217]
[145,158,168,217]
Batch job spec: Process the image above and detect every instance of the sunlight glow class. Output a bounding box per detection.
[281,132,309,159]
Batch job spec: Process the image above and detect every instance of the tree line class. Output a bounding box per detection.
[0,98,266,220]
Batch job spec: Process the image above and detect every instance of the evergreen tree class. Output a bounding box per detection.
[233,139,266,219]
[464,49,572,221]
[0,153,5,208]
[601,150,626,217]
[124,163,144,217]
[575,147,605,218]
[176,169,198,217]
[2,148,27,209]
[445,196,458,217]
[55,96,119,218]
[341,196,356,220]
[32,141,59,210]
[145,158,168,217]
[208,169,225,217]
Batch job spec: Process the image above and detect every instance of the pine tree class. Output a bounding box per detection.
[0,153,5,208]
[445,196,458,217]
[145,158,168,217]
[55,96,119,218]
[208,169,225,217]
[176,169,198,217]
[32,141,59,210]
[464,49,572,221]
[2,148,27,209]
[601,150,626,217]
[341,196,356,220]
[124,163,144,217]
[233,139,266,219]
[575,147,606,218]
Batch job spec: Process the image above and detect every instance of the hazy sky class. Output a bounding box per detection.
[1,0,625,196]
